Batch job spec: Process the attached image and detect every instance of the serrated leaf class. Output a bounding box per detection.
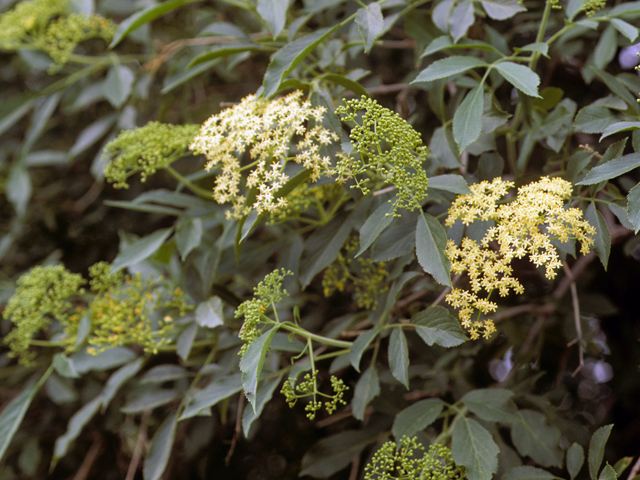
[510,410,563,468]
[567,443,585,480]
[51,395,102,470]
[371,214,416,262]
[195,296,224,328]
[591,67,640,112]
[452,416,499,480]
[101,358,144,411]
[104,66,135,108]
[263,25,340,98]
[350,328,380,372]
[599,464,617,480]
[110,0,199,48]
[577,153,640,185]
[392,398,443,439]
[111,228,173,272]
[413,56,487,83]
[503,466,559,480]
[589,425,613,480]
[428,174,471,194]
[412,306,468,347]
[627,183,640,233]
[257,0,289,39]
[358,201,394,256]
[351,366,380,420]
[388,328,409,388]
[0,381,40,462]
[585,203,611,270]
[494,62,540,97]
[600,122,640,141]
[143,412,177,480]
[449,1,475,43]
[179,374,242,420]
[613,457,634,477]
[610,18,638,42]
[574,105,618,134]
[481,0,526,20]
[240,326,278,412]
[453,85,485,152]
[461,388,518,423]
[356,3,384,53]
[416,213,452,286]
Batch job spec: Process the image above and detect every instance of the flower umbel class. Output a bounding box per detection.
[280,372,348,420]
[190,91,338,219]
[445,177,595,340]
[333,96,429,216]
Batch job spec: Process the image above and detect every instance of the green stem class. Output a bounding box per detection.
[279,323,352,349]
[29,339,65,348]
[166,165,214,200]
[177,345,218,416]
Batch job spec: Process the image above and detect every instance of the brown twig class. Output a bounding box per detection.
[348,451,361,480]
[225,392,245,466]
[125,410,150,480]
[627,456,640,480]
[70,434,103,480]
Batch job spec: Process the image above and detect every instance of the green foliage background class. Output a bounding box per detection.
[1,0,640,479]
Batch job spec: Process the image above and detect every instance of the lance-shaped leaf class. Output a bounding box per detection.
[511,410,563,468]
[356,3,384,53]
[143,413,178,480]
[240,326,279,412]
[461,388,518,424]
[589,425,613,480]
[600,121,640,141]
[392,398,444,439]
[416,213,452,286]
[428,174,471,194]
[388,328,410,388]
[413,56,487,83]
[493,62,541,97]
[179,374,242,420]
[350,328,380,372]
[585,203,611,270]
[111,227,173,272]
[577,153,640,185]
[567,443,585,480]
[358,201,394,256]
[257,0,289,39]
[412,306,468,347]
[102,358,144,411]
[452,416,499,480]
[351,366,380,420]
[481,0,526,20]
[0,382,40,462]
[627,183,640,233]
[453,85,485,152]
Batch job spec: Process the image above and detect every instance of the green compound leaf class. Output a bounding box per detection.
[453,85,485,152]
[111,227,174,272]
[452,416,499,480]
[567,442,585,480]
[358,201,394,257]
[412,56,488,83]
[179,374,242,420]
[51,395,102,470]
[388,328,410,388]
[493,62,541,97]
[143,412,178,480]
[110,0,200,48]
[577,153,640,185]
[350,327,380,372]
[392,398,444,439]
[589,424,614,480]
[511,410,563,468]
[412,306,468,348]
[461,388,518,424]
[257,0,289,39]
[356,2,384,53]
[585,203,611,270]
[627,183,640,233]
[240,326,278,412]
[416,213,452,287]
[502,466,560,480]
[351,365,380,420]
[0,381,41,463]
[262,25,340,98]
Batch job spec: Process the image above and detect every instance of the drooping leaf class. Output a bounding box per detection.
[493,62,541,97]
[176,323,198,362]
[413,56,487,83]
[358,201,394,256]
[0,382,41,462]
[388,328,410,388]
[461,388,518,424]
[349,328,380,372]
[195,296,224,328]
[242,375,282,435]
[351,366,380,420]
[567,442,585,480]
[111,228,173,272]
[263,25,340,98]
[627,183,640,233]
[449,1,475,43]
[67,115,117,161]
[510,410,563,468]
[179,374,242,420]
[356,3,384,52]
[143,413,178,480]
[481,0,526,20]
[589,425,614,480]
[101,358,144,411]
[585,203,611,270]
[257,0,289,38]
[240,326,279,412]
[453,85,485,152]
[392,398,444,439]
[51,395,102,470]
[412,306,468,347]
[415,213,452,286]
[577,153,640,185]
[0,94,36,137]
[502,466,559,480]
[452,416,499,480]
[600,122,640,141]
[110,0,199,48]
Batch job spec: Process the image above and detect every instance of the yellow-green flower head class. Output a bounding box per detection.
[103,122,200,188]
[582,0,606,16]
[334,96,429,216]
[189,91,339,219]
[3,265,85,365]
[0,0,68,51]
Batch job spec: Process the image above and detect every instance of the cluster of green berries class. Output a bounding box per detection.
[334,97,429,216]
[280,371,348,420]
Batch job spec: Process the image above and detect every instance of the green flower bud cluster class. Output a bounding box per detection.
[235,269,293,355]
[3,265,85,365]
[102,122,200,189]
[267,182,344,224]
[280,371,348,420]
[0,0,68,51]
[365,437,467,480]
[334,97,429,217]
[581,0,606,16]
[322,236,389,310]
